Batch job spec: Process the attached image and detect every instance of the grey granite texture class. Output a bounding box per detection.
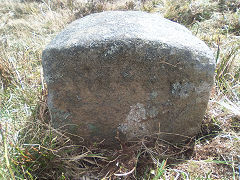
[42,11,215,146]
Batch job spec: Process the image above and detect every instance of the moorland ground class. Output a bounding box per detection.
[0,0,239,179]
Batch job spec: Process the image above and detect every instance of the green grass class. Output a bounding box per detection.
[0,0,239,179]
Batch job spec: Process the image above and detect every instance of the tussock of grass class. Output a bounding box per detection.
[0,0,239,179]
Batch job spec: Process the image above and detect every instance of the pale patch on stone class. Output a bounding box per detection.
[171,82,194,98]
[149,91,158,99]
[118,103,149,138]
[147,106,159,118]
[105,44,119,56]
[119,103,159,138]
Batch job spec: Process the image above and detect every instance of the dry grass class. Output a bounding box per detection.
[0,0,239,179]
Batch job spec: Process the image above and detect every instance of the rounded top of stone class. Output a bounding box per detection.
[45,11,214,61]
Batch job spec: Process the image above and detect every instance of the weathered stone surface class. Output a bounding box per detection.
[42,11,215,145]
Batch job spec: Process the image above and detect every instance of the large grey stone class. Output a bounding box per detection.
[42,11,215,145]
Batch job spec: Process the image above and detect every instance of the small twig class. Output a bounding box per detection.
[158,61,180,68]
[40,68,45,91]
[114,167,135,177]
[8,57,25,90]
[172,169,189,180]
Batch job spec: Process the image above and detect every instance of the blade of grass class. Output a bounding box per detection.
[0,124,16,180]
[153,159,167,180]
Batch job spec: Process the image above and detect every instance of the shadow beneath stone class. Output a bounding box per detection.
[196,115,223,142]
[133,137,195,178]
